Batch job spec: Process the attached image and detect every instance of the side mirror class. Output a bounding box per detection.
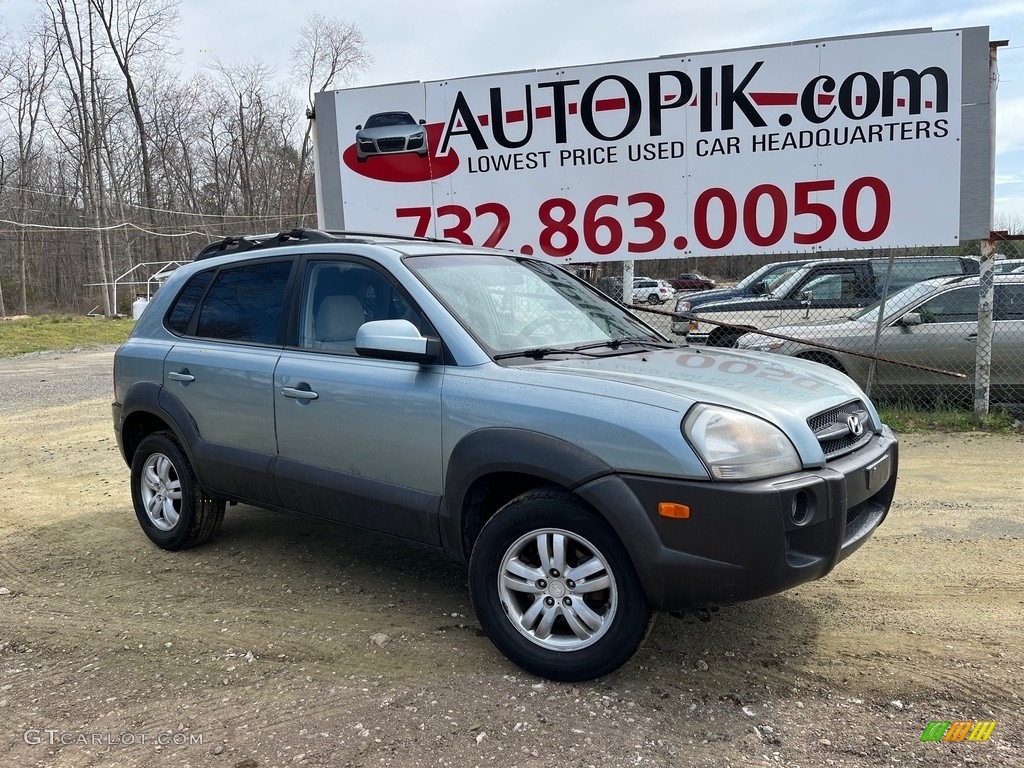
[355,319,440,363]
[418,118,426,125]
[355,124,363,130]
[751,280,767,295]
[801,290,813,302]
[898,312,922,328]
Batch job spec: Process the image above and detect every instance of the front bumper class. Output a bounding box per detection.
[576,427,898,612]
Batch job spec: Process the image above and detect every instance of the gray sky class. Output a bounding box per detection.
[4,0,1024,224]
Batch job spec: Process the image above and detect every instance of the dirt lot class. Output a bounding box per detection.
[1,348,1021,768]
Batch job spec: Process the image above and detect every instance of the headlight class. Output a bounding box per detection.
[737,336,783,352]
[410,131,425,140]
[683,404,801,481]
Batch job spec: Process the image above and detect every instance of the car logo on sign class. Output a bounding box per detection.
[846,414,864,436]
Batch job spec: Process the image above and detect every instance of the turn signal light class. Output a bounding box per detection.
[658,502,690,519]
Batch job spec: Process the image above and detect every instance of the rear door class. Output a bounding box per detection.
[992,283,1024,398]
[162,258,293,504]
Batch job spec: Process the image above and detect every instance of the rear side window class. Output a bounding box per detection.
[884,259,967,290]
[194,261,292,344]
[166,270,214,335]
[996,284,1024,321]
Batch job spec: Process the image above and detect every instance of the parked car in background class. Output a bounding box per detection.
[632,278,673,304]
[735,273,1024,403]
[679,256,981,347]
[669,273,716,291]
[994,258,1024,273]
[671,259,822,333]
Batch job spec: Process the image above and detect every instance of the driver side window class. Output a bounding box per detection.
[298,261,430,354]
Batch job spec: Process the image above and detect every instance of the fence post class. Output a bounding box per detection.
[973,237,997,419]
[866,252,897,398]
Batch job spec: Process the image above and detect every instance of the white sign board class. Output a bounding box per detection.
[320,28,985,262]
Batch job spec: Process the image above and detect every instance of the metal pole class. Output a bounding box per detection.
[973,42,1001,420]
[974,236,997,416]
[866,252,897,398]
[623,261,635,304]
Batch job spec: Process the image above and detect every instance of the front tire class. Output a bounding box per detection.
[131,432,225,551]
[469,489,653,681]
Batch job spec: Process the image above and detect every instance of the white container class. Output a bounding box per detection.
[132,297,150,320]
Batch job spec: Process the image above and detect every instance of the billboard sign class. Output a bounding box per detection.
[315,27,992,262]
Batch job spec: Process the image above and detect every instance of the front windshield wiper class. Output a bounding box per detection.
[492,338,673,361]
[492,346,603,360]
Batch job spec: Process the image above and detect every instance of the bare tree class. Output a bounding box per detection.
[89,0,180,260]
[47,0,115,314]
[290,14,371,216]
[0,7,377,314]
[1,17,57,314]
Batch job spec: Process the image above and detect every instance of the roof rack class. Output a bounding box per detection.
[194,229,338,260]
[320,229,449,244]
[194,228,452,261]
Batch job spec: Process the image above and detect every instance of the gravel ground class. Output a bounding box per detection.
[0,347,1021,768]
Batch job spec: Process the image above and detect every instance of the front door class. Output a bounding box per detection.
[273,259,444,544]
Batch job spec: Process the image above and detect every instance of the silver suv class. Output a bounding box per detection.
[112,230,898,681]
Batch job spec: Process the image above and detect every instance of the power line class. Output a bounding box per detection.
[0,218,219,238]
[0,183,317,221]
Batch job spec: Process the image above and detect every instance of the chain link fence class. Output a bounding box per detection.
[578,242,1024,411]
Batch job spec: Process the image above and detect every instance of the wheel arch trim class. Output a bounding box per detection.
[440,428,666,601]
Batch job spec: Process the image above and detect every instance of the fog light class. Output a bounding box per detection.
[790,491,811,526]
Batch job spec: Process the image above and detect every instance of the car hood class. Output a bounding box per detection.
[737,318,873,345]
[677,286,748,306]
[527,346,876,458]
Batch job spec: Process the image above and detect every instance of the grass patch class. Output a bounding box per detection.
[880,403,1023,434]
[0,314,134,357]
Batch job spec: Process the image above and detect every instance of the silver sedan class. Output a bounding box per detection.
[736,274,1024,403]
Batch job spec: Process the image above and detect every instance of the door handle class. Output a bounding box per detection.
[167,370,195,383]
[282,386,319,401]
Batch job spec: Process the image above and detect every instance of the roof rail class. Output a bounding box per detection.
[194,228,453,261]
[194,228,337,261]
[320,229,449,244]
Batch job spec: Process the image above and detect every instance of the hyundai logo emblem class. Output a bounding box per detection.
[846,414,864,436]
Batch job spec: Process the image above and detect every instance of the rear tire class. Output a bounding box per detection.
[131,432,225,551]
[469,488,653,681]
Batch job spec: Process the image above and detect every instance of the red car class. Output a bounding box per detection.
[669,273,716,291]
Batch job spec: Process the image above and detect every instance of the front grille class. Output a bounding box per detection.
[377,137,406,152]
[808,399,873,459]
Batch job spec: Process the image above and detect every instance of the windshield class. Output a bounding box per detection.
[365,112,416,128]
[406,254,666,355]
[849,280,945,323]
[735,262,794,290]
